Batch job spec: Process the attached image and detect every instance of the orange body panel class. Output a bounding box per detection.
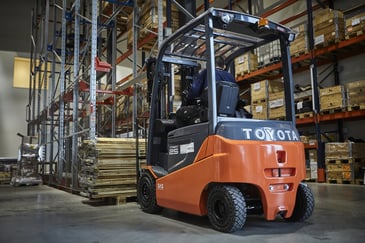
[154,135,306,220]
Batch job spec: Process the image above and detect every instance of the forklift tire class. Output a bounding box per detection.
[286,183,314,222]
[207,185,246,233]
[137,171,162,214]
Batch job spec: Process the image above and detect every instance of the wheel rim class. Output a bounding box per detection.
[142,183,151,200]
[212,196,228,223]
[141,178,151,202]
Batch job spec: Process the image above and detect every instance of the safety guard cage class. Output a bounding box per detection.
[148,7,297,161]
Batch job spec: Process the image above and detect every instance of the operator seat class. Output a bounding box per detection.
[216,81,239,116]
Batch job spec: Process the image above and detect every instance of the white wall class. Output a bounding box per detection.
[0,51,29,157]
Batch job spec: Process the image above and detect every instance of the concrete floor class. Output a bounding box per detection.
[0,183,364,243]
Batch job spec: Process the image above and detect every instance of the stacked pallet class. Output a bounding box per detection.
[234,52,258,78]
[251,79,283,120]
[127,1,179,50]
[79,138,146,201]
[345,12,365,39]
[345,80,365,111]
[314,8,345,48]
[325,142,365,184]
[290,22,307,56]
[294,90,313,118]
[319,85,346,113]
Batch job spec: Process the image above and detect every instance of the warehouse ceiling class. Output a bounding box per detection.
[0,0,247,54]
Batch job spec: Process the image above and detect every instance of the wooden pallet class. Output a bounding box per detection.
[326,179,354,184]
[345,30,364,40]
[296,112,313,119]
[79,138,146,201]
[292,49,308,57]
[320,107,347,114]
[235,69,257,78]
[252,98,267,104]
[315,37,342,49]
[347,104,365,111]
[269,116,286,121]
[325,158,365,164]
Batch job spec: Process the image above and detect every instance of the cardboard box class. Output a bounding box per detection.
[345,12,365,37]
[251,79,284,102]
[320,85,346,111]
[252,102,268,120]
[234,53,258,77]
[345,80,365,107]
[325,142,365,159]
[268,91,285,119]
[314,8,345,46]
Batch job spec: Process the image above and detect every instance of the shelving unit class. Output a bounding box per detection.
[27,0,235,190]
[236,34,365,82]
[235,1,365,182]
[27,0,136,190]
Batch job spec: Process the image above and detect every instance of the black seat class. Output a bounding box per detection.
[216,81,239,116]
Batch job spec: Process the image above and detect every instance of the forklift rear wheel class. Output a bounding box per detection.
[137,171,162,214]
[286,183,314,222]
[207,185,246,233]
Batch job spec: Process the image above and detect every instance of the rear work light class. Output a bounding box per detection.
[268,183,293,193]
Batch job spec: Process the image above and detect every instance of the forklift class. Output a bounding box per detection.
[137,8,314,232]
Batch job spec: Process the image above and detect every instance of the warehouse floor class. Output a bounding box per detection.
[0,183,364,243]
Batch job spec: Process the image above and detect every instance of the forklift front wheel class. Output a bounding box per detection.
[137,171,162,214]
[207,185,247,233]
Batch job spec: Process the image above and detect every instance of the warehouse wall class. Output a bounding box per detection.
[0,51,29,157]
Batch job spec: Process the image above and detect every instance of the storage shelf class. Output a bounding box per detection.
[304,143,318,149]
[296,109,365,125]
[236,34,365,83]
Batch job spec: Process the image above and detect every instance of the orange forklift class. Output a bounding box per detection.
[137,8,314,232]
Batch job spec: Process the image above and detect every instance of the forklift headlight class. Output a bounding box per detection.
[221,13,234,24]
[288,33,295,42]
[269,183,292,193]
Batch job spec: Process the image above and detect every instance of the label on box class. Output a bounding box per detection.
[255,105,263,113]
[352,18,360,26]
[270,98,284,108]
[238,56,245,64]
[315,34,324,45]
[253,82,261,91]
[297,101,303,110]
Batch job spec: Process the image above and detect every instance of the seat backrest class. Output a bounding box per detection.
[216,81,239,116]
